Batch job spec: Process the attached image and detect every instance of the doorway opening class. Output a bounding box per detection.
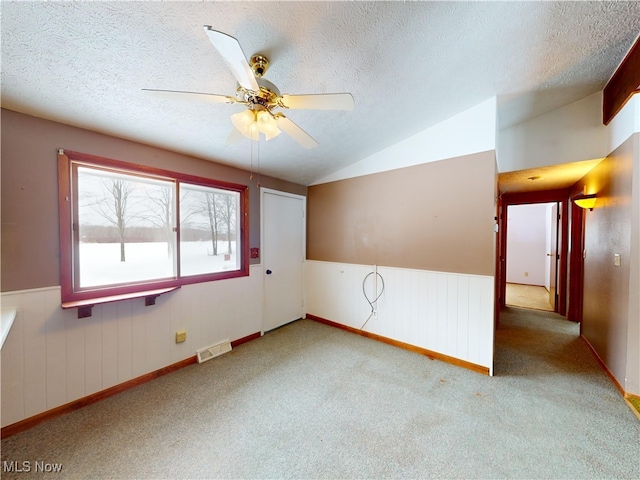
[505,203,558,312]
[496,189,571,319]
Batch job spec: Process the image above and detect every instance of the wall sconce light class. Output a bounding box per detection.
[573,193,597,211]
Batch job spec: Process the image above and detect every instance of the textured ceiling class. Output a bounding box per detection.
[2,1,640,185]
[498,158,605,194]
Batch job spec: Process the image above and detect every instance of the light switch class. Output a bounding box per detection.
[614,254,621,267]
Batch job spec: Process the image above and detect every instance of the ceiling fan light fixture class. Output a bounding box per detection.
[231,108,281,141]
[231,109,255,134]
[248,122,260,141]
[256,110,281,140]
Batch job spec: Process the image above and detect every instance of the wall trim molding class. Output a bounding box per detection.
[306,313,490,376]
[305,259,494,280]
[1,285,61,297]
[1,331,261,439]
[580,334,640,419]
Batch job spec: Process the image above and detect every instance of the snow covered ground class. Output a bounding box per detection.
[79,241,237,287]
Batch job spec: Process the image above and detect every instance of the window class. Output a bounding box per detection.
[58,150,248,304]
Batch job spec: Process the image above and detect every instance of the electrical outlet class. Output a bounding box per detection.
[175,330,187,343]
[372,310,378,318]
[524,272,529,277]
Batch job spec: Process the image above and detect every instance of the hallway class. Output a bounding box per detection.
[505,282,553,312]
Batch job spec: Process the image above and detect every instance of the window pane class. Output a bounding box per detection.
[76,166,176,288]
[179,183,240,277]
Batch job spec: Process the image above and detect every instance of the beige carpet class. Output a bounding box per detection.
[505,282,553,311]
[2,311,638,479]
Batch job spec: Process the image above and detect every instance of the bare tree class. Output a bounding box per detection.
[179,188,230,257]
[91,179,134,262]
[142,185,174,257]
[205,192,219,256]
[217,194,236,254]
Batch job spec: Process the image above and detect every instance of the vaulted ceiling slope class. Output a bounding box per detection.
[2,1,639,185]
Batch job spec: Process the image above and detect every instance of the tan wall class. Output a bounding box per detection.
[0,108,306,292]
[574,132,638,392]
[307,151,496,276]
[629,133,640,395]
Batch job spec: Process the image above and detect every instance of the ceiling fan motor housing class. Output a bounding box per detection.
[250,54,270,77]
[238,77,282,111]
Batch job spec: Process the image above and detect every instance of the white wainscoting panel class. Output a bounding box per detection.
[305,260,494,373]
[0,265,263,427]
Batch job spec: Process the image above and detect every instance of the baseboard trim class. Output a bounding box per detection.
[231,331,261,347]
[306,314,490,376]
[624,397,640,421]
[1,331,261,439]
[580,334,626,395]
[580,334,640,420]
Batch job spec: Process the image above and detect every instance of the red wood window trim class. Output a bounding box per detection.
[57,149,249,313]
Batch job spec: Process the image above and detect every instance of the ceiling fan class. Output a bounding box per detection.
[143,26,354,149]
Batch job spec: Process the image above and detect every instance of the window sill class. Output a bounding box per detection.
[61,286,180,318]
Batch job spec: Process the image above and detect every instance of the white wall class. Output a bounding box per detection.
[0,265,263,427]
[607,94,640,154]
[498,92,640,175]
[313,97,497,185]
[497,92,609,173]
[506,203,550,286]
[305,261,494,374]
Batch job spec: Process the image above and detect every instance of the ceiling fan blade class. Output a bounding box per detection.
[275,115,319,149]
[280,93,354,111]
[226,127,246,145]
[142,89,237,104]
[203,26,260,92]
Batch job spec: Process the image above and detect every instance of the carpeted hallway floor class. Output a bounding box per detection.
[505,283,554,311]
[1,307,638,479]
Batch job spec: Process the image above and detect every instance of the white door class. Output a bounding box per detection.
[261,189,305,332]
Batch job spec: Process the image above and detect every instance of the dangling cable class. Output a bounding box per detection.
[360,269,385,330]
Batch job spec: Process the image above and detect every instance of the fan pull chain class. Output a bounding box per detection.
[250,134,254,181]
[249,135,261,188]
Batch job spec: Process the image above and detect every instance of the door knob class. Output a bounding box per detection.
[266,269,272,275]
